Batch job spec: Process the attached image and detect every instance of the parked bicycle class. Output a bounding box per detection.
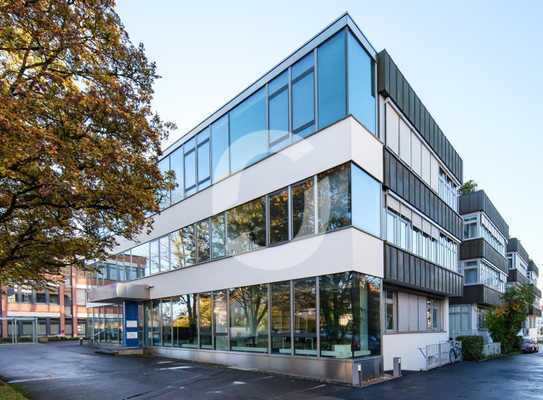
[449,340,462,363]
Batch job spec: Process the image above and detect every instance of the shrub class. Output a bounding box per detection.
[457,335,484,361]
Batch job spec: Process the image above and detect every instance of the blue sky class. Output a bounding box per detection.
[116,1,543,272]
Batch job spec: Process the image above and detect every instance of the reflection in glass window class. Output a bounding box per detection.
[214,290,228,350]
[291,178,315,239]
[150,239,160,275]
[354,274,381,356]
[230,89,267,173]
[226,197,266,255]
[198,293,212,349]
[230,285,268,352]
[211,115,230,182]
[196,219,210,263]
[170,149,183,204]
[170,231,183,269]
[352,164,381,237]
[211,214,226,259]
[271,281,291,354]
[158,157,170,209]
[294,277,316,356]
[181,225,196,266]
[292,53,315,139]
[131,243,149,277]
[161,299,172,346]
[172,295,198,348]
[151,300,161,346]
[269,188,289,245]
[318,30,346,129]
[184,140,197,195]
[197,129,210,189]
[347,32,375,134]
[159,236,170,272]
[318,164,351,233]
[268,71,289,150]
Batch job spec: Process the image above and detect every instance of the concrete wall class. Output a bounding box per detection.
[383,331,449,371]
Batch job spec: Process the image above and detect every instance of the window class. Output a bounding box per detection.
[196,219,210,263]
[463,216,478,240]
[161,299,172,346]
[211,214,226,259]
[318,164,351,232]
[227,197,266,255]
[464,261,478,284]
[229,285,268,353]
[213,290,228,350]
[399,218,409,250]
[181,225,196,266]
[170,231,183,269]
[291,178,315,239]
[149,239,160,275]
[211,115,229,182]
[385,290,397,331]
[198,293,212,349]
[151,300,161,346]
[131,243,149,276]
[292,53,315,139]
[269,188,289,245]
[184,139,197,195]
[318,30,346,128]
[427,299,441,331]
[347,32,375,133]
[159,236,170,272]
[268,71,289,149]
[50,319,60,336]
[271,281,291,354]
[158,157,170,209]
[172,295,197,348]
[293,277,317,356]
[230,89,267,173]
[197,129,211,189]
[76,289,87,306]
[36,291,46,304]
[170,148,183,204]
[386,211,396,243]
[351,164,381,236]
[49,289,59,305]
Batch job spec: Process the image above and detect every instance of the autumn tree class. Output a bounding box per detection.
[0,0,174,285]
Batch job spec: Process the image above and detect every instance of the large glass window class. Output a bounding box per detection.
[230,285,268,353]
[149,239,160,275]
[211,214,226,259]
[293,277,317,356]
[317,164,351,233]
[170,231,183,269]
[269,188,289,245]
[211,115,230,182]
[318,30,346,128]
[170,148,184,204]
[158,157,171,209]
[172,295,197,348]
[291,178,315,239]
[292,53,315,139]
[354,274,381,356]
[271,281,291,354]
[197,129,211,190]
[196,219,210,263]
[161,299,172,346]
[181,225,196,266]
[159,235,170,272]
[268,71,289,150]
[184,139,197,195]
[230,89,267,173]
[351,164,381,236]
[347,32,375,134]
[213,290,228,350]
[198,293,212,349]
[226,197,266,255]
[131,243,149,276]
[151,300,161,346]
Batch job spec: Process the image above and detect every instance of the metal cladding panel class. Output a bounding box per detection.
[508,269,530,284]
[459,191,509,239]
[528,260,539,276]
[507,238,530,263]
[384,244,463,297]
[459,238,508,274]
[384,150,462,240]
[451,284,502,307]
[377,50,463,183]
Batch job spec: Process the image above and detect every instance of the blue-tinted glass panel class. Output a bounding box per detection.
[211,115,229,182]
[292,72,314,138]
[292,53,314,79]
[269,70,288,93]
[230,89,267,173]
[269,88,289,146]
[149,239,159,275]
[158,157,170,209]
[197,139,210,189]
[351,163,381,236]
[318,31,346,128]
[348,33,376,133]
[184,146,196,195]
[170,148,183,203]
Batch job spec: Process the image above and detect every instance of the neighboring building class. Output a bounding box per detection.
[0,267,91,342]
[88,13,464,383]
[507,237,541,340]
[449,190,509,339]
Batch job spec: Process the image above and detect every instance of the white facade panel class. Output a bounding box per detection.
[383,331,449,371]
[411,133,422,176]
[430,155,439,192]
[421,145,431,185]
[385,104,399,155]
[399,119,411,165]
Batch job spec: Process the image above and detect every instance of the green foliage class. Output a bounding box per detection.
[456,335,484,361]
[459,179,478,195]
[0,381,28,400]
[486,284,536,353]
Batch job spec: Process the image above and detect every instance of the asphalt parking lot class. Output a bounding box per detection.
[0,342,542,400]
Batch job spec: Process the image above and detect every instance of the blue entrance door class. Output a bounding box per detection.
[124,301,139,347]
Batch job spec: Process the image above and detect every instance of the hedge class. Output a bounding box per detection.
[457,335,484,361]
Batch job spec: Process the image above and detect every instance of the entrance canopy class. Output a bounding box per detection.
[88,282,150,304]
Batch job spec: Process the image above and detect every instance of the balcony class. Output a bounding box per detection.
[460,238,508,273]
[451,284,502,307]
[508,269,530,284]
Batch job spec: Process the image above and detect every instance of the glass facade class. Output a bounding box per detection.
[111,162,381,279]
[155,29,375,212]
[142,272,381,359]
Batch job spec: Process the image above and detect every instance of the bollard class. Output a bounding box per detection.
[393,357,402,378]
[357,363,363,386]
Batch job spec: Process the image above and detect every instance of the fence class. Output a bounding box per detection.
[482,342,501,357]
[418,340,462,370]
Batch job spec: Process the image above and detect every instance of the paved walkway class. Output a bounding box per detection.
[0,342,541,399]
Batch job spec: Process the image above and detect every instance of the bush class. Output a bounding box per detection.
[457,335,484,361]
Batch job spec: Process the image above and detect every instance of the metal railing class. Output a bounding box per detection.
[418,340,462,370]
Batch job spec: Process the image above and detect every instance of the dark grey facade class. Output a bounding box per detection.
[459,191,509,239]
[507,238,529,264]
[450,285,502,307]
[459,238,508,274]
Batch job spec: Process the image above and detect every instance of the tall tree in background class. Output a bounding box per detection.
[459,179,478,195]
[0,0,174,285]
